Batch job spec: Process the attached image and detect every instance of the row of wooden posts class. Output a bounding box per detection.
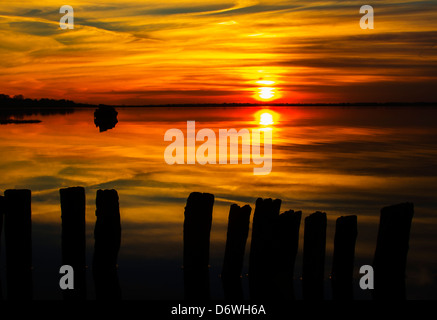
[184,192,414,301]
[0,188,414,300]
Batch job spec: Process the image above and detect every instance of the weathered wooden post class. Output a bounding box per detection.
[0,195,4,300]
[248,198,281,299]
[92,189,122,300]
[221,204,252,300]
[302,211,327,300]
[4,189,33,300]
[331,215,357,300]
[272,210,302,300]
[183,192,214,300]
[60,187,86,300]
[373,203,414,300]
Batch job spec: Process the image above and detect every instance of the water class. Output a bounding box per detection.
[0,106,436,299]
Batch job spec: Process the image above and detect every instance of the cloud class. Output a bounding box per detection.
[8,21,59,36]
[143,3,235,15]
[0,0,436,103]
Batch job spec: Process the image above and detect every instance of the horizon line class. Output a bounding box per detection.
[1,94,436,108]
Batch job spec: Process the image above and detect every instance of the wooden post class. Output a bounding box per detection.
[248,198,281,300]
[0,195,4,300]
[331,215,357,300]
[183,192,214,300]
[92,189,122,300]
[271,210,302,300]
[4,189,32,300]
[221,204,252,300]
[60,187,86,300]
[302,211,327,300]
[372,203,414,300]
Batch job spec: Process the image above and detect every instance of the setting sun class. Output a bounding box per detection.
[258,87,275,100]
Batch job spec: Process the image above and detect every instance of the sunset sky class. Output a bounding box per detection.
[1,0,436,105]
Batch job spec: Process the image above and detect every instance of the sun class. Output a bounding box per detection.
[258,87,275,100]
[259,112,274,125]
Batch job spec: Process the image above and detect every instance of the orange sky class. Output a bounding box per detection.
[1,0,436,105]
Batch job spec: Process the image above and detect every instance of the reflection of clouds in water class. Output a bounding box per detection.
[2,106,437,217]
[275,140,437,177]
[1,106,437,298]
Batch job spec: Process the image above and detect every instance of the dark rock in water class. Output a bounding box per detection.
[94,106,118,132]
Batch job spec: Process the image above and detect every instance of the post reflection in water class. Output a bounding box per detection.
[0,106,436,299]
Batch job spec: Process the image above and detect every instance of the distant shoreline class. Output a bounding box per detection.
[1,94,436,109]
[0,119,42,125]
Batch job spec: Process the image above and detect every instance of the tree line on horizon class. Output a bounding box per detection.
[1,93,435,108]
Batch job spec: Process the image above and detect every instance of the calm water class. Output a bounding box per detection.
[0,106,436,299]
